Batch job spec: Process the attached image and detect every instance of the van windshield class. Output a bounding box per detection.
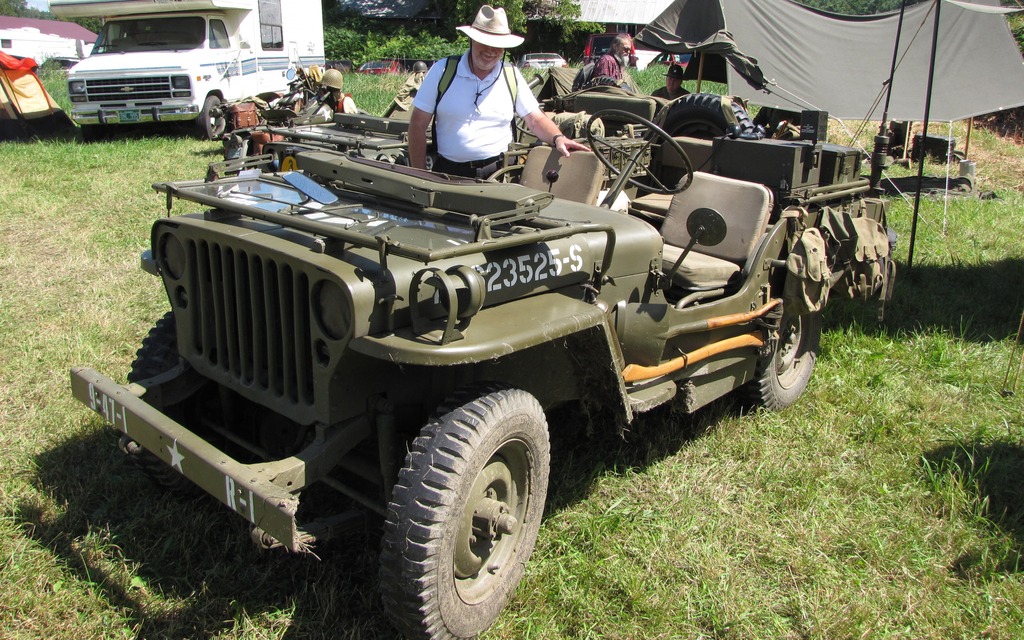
[93,16,206,53]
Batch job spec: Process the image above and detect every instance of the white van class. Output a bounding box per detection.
[50,0,324,140]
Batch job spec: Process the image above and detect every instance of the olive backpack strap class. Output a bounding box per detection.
[435,56,519,110]
[501,61,519,105]
[434,55,462,111]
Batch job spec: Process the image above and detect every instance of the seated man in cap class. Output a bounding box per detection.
[652,63,689,101]
[408,4,589,178]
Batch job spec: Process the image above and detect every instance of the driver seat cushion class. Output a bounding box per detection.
[661,171,773,289]
[519,146,605,205]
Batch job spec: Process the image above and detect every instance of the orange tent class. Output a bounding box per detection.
[0,51,74,140]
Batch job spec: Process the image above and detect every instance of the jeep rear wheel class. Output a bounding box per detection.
[742,310,821,410]
[380,385,550,639]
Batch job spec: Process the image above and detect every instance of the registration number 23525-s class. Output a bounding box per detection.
[477,244,584,293]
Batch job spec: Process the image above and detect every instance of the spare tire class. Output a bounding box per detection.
[660,93,757,139]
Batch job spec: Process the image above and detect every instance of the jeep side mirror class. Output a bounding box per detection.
[663,207,727,288]
[687,207,727,247]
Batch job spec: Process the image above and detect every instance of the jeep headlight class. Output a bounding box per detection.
[158,233,187,280]
[313,280,352,341]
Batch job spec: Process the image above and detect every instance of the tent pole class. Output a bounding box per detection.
[907,0,942,272]
[696,52,705,93]
[965,116,974,158]
[871,0,910,192]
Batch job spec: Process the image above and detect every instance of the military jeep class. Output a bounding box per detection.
[70,107,893,639]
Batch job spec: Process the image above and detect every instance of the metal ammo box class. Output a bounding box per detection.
[711,137,822,193]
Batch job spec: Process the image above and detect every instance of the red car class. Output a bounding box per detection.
[356,59,402,75]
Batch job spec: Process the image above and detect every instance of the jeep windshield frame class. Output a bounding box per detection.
[153,154,619,271]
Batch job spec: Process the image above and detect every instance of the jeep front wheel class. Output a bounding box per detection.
[123,312,197,494]
[380,385,551,639]
[742,310,821,410]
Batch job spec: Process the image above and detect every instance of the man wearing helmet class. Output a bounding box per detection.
[386,61,430,117]
[320,68,358,114]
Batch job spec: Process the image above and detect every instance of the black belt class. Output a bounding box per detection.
[434,154,503,178]
[447,154,502,169]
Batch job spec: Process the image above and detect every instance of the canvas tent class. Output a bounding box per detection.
[636,0,1024,123]
[0,51,74,141]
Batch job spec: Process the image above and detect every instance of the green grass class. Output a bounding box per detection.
[2,70,1024,639]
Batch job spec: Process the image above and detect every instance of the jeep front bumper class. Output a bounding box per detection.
[70,366,304,551]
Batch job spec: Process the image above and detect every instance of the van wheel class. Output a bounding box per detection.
[380,384,550,639]
[198,95,226,140]
[741,310,821,410]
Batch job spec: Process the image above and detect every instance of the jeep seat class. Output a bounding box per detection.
[518,146,605,205]
[661,172,773,290]
[630,137,716,220]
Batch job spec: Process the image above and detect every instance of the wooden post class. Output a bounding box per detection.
[964,117,974,159]
[695,51,705,93]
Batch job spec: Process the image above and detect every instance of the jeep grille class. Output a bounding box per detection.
[183,239,315,408]
[86,76,172,102]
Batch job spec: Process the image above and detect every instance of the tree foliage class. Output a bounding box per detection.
[0,0,47,18]
[322,11,463,63]
[0,0,101,34]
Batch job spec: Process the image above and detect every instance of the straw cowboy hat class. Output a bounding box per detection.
[457,5,525,49]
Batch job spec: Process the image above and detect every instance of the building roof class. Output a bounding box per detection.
[335,0,434,19]
[0,17,97,42]
[577,0,674,25]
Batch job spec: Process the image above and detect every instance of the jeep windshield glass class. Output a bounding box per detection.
[93,17,206,53]
[184,178,478,245]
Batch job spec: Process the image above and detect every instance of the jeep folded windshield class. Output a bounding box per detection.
[94,17,206,53]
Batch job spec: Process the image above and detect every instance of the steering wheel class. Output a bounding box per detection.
[586,109,694,195]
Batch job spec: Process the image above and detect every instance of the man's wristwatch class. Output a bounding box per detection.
[551,134,565,146]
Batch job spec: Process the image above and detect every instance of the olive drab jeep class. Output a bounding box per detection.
[70,102,895,639]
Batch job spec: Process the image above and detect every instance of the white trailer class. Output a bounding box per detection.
[50,0,324,140]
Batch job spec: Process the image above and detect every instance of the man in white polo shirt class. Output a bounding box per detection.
[408,4,589,178]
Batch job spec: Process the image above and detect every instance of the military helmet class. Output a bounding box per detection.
[322,68,344,90]
[413,61,428,73]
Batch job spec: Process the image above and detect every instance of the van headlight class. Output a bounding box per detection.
[171,75,192,97]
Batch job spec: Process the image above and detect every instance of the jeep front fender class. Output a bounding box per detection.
[350,292,612,367]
